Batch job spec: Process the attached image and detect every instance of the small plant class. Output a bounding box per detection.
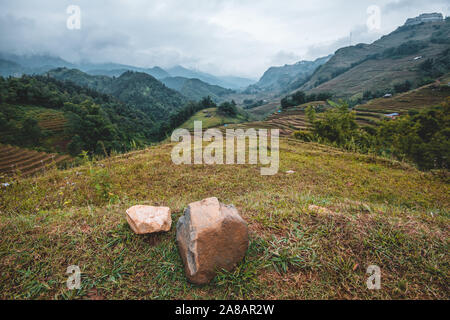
[267,237,303,273]
[89,166,118,205]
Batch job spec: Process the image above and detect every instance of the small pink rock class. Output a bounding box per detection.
[126,205,172,234]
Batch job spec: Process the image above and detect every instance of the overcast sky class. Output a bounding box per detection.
[0,0,448,78]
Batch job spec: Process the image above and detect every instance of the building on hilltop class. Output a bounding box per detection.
[404,13,444,26]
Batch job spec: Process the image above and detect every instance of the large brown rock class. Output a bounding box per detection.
[176,197,249,285]
[126,205,172,234]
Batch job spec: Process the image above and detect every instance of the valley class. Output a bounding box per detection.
[0,10,449,302]
[236,77,450,137]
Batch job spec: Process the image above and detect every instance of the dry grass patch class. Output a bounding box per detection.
[0,139,448,299]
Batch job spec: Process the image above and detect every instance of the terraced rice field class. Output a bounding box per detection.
[0,144,71,179]
[229,83,450,137]
[228,102,327,137]
[355,83,450,120]
[38,111,68,133]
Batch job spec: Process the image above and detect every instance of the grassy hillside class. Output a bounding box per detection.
[246,100,282,120]
[179,107,248,131]
[0,139,448,299]
[299,19,450,98]
[232,101,325,136]
[356,80,450,114]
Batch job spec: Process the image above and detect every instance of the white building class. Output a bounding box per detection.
[405,13,444,26]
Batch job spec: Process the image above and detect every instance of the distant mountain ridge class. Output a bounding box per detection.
[247,55,332,93]
[161,76,234,102]
[0,53,75,69]
[85,65,170,79]
[46,66,235,107]
[0,53,254,90]
[166,65,255,89]
[0,55,243,105]
[0,58,25,77]
[297,14,450,98]
[0,53,75,76]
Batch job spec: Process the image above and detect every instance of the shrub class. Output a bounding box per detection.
[281,91,333,109]
[67,135,85,156]
[293,100,450,170]
[293,130,314,142]
[377,101,450,169]
[382,40,428,58]
[218,101,237,117]
[394,80,412,93]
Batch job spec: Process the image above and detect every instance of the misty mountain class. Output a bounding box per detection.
[166,65,255,90]
[298,14,450,98]
[80,63,171,79]
[0,53,75,69]
[218,76,256,89]
[247,55,332,93]
[0,53,75,76]
[0,53,254,90]
[161,76,234,102]
[0,59,25,77]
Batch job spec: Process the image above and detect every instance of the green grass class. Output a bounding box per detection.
[180,108,247,131]
[0,139,448,299]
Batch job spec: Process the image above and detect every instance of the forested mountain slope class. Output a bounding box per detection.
[161,76,233,102]
[0,75,159,155]
[46,68,187,122]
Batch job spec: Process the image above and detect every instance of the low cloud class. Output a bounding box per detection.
[269,51,302,66]
[0,0,447,78]
[305,24,382,58]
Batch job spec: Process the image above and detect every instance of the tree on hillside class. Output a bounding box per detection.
[295,99,449,170]
[311,103,358,145]
[377,101,450,169]
[394,80,412,93]
[281,97,291,109]
[292,91,306,105]
[67,135,85,156]
[282,91,333,109]
[218,101,237,117]
[199,96,217,109]
[305,105,316,123]
[21,118,42,146]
